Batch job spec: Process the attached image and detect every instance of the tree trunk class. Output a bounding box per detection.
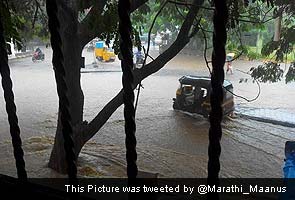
[48,1,85,174]
[47,0,204,174]
[84,0,204,143]
[273,15,282,42]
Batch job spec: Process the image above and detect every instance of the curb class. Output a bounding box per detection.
[238,113,295,128]
[8,52,33,61]
[81,63,122,73]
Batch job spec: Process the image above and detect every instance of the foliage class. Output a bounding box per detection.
[2,0,294,83]
[132,0,294,83]
[261,25,294,62]
[226,0,294,83]
[137,0,187,35]
[0,1,23,50]
[250,61,284,83]
[1,0,48,51]
[247,50,262,60]
[285,62,295,83]
[242,0,293,82]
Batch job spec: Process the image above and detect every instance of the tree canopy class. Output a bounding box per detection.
[0,0,48,51]
[2,0,294,64]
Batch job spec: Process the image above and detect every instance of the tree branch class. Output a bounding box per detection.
[78,0,107,48]
[168,0,214,11]
[130,0,149,12]
[31,0,39,29]
[78,0,149,48]
[84,0,204,143]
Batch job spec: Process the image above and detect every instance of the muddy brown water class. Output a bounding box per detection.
[0,48,294,178]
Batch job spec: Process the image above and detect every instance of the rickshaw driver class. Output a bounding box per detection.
[193,86,205,111]
[183,85,194,106]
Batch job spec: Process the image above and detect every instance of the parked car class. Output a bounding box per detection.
[172,75,234,117]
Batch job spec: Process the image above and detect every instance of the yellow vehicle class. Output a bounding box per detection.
[94,42,116,62]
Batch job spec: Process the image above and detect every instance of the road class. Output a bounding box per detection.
[0,47,294,178]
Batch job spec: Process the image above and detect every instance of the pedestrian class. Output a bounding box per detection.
[135,49,143,65]
[226,52,235,74]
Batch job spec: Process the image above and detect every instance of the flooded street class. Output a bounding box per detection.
[0,47,294,178]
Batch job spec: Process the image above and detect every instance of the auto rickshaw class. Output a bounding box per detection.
[172,75,234,117]
[94,41,116,62]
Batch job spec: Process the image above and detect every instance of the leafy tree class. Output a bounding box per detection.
[0,0,23,52]
[0,0,48,52]
[249,0,295,83]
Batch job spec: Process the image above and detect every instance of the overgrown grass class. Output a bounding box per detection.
[229,46,294,62]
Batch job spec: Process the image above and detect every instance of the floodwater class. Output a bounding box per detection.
[0,47,294,178]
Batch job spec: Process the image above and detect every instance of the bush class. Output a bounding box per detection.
[247,51,261,60]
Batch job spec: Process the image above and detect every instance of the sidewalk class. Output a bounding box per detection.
[8,51,33,60]
[225,60,295,128]
[81,63,122,73]
[235,107,295,128]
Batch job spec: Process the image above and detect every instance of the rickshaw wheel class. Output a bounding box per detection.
[201,109,209,118]
[173,102,180,110]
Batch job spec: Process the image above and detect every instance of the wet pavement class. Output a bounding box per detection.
[0,47,294,178]
[225,61,295,127]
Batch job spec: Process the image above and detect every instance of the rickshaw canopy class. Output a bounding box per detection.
[178,75,232,89]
